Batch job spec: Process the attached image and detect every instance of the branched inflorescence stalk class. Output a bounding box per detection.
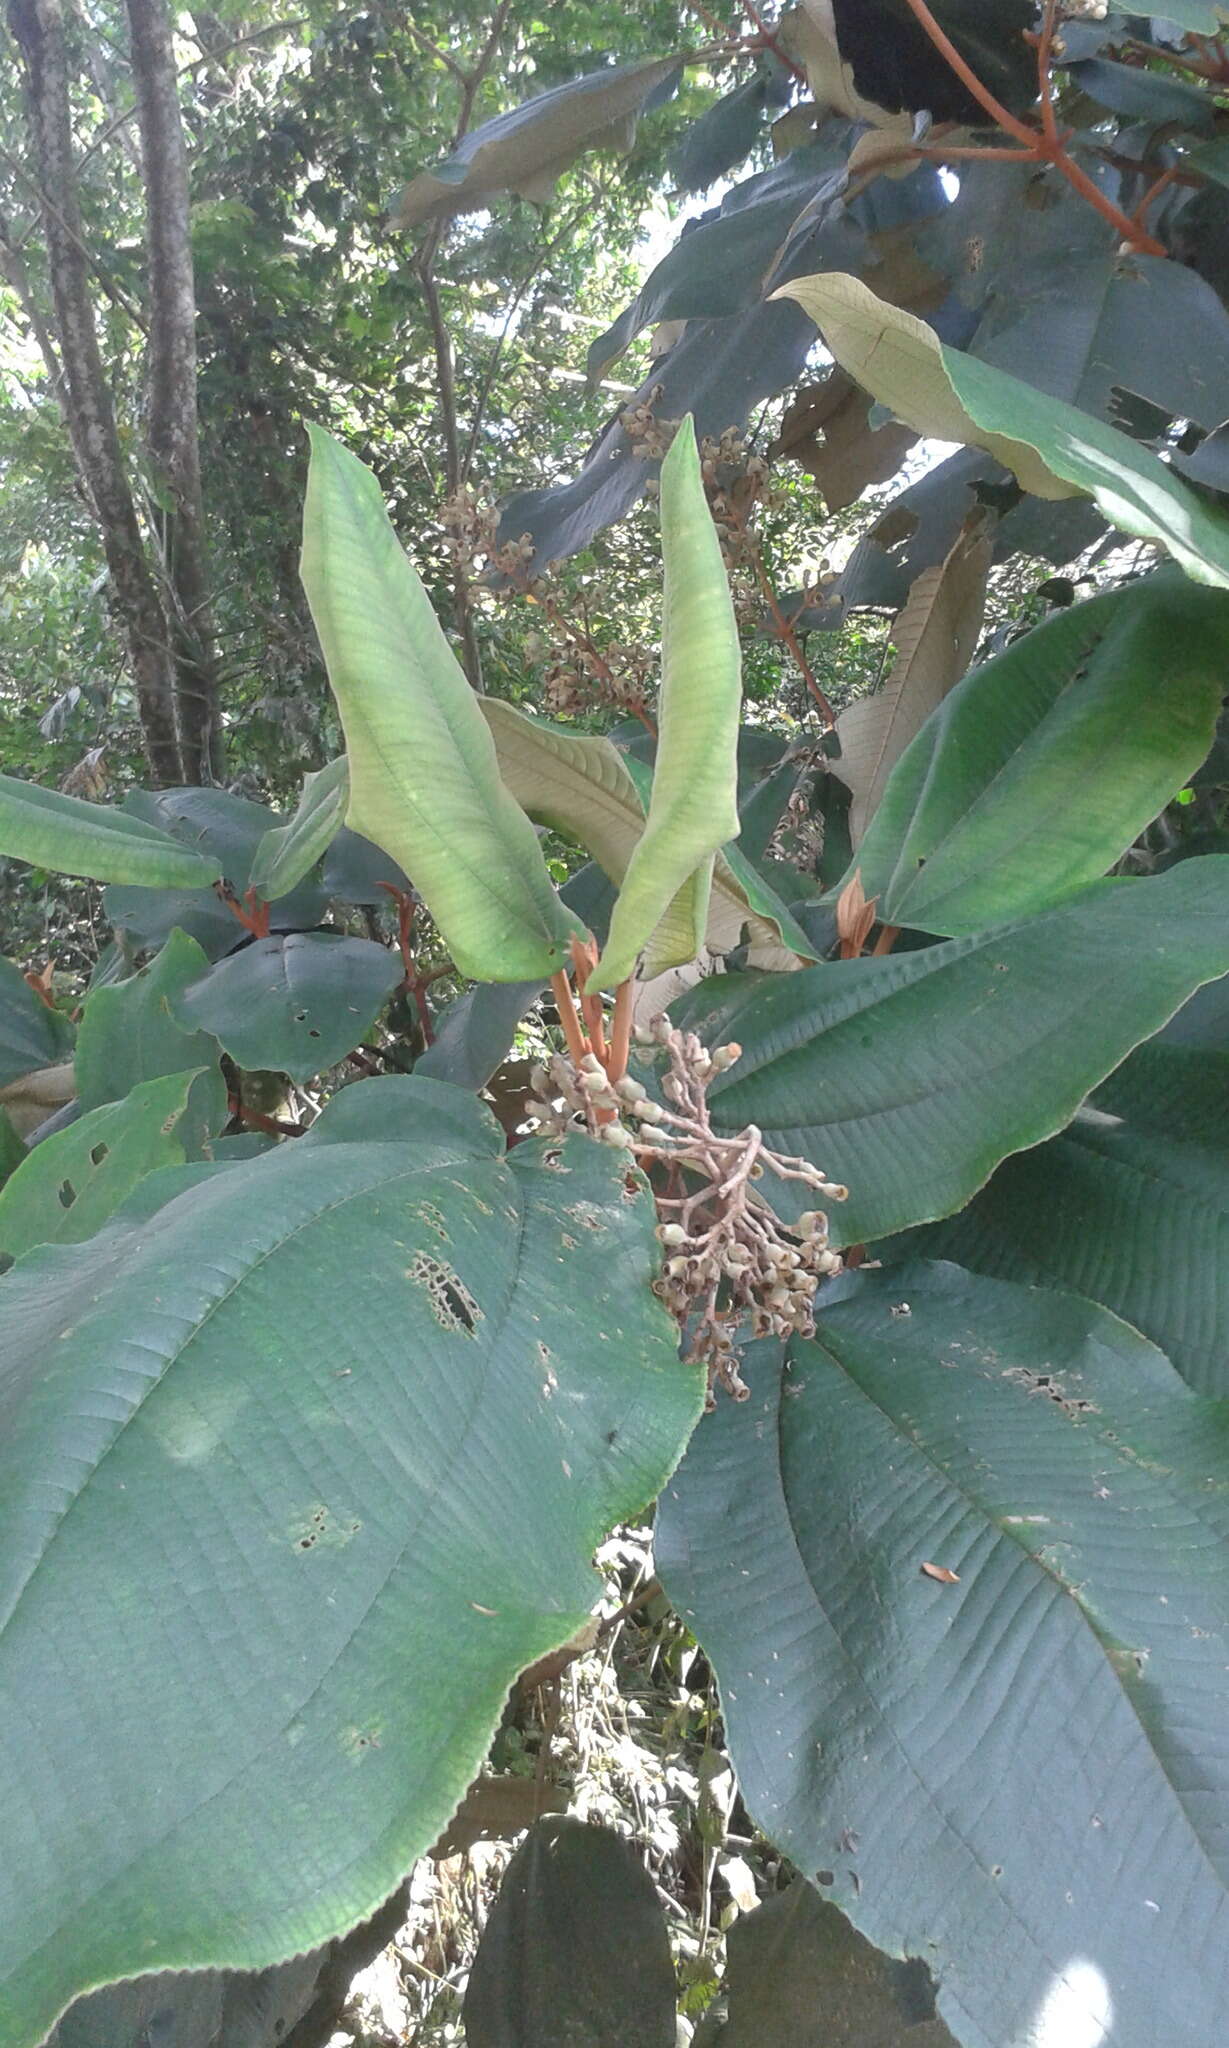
[526,1010,847,1402]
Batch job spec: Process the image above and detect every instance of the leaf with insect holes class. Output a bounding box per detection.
[658,1259,1229,2048]
[170,933,403,1084]
[0,1076,701,2048]
[0,1069,205,1269]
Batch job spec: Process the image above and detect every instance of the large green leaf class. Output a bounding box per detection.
[775,273,1229,586]
[0,1069,203,1269]
[900,1040,1229,1396]
[74,929,225,1118]
[0,956,73,1088]
[170,932,402,1083]
[592,418,742,988]
[249,756,350,903]
[300,427,579,981]
[838,574,1229,935]
[463,1818,676,2047]
[669,860,1229,1243]
[0,1076,701,2048]
[658,1261,1229,2048]
[0,775,222,889]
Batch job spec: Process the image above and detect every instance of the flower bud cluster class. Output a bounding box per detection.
[524,1012,848,1403]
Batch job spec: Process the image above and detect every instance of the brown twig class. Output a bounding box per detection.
[376,882,437,1044]
[738,0,808,83]
[898,0,1168,255]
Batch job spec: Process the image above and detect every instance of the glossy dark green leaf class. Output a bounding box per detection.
[463,1818,676,2048]
[170,933,402,1082]
[838,575,1229,934]
[0,1078,701,2048]
[898,1040,1229,1396]
[658,1261,1229,2048]
[670,861,1229,1243]
[0,956,73,1089]
[415,978,543,1093]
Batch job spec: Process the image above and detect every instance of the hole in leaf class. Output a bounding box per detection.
[57,1180,76,1209]
[90,1142,109,1166]
[408,1252,482,1336]
[294,1010,308,1022]
[308,1028,321,1038]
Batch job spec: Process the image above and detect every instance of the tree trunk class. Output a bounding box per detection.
[124,0,223,782]
[7,0,183,785]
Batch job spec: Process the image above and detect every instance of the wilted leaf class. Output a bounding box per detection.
[773,368,918,509]
[835,512,992,844]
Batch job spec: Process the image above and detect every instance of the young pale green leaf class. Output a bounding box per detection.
[775,272,1229,586]
[482,702,815,971]
[0,774,222,889]
[658,1261,1229,2048]
[0,1077,700,2048]
[249,756,350,902]
[838,573,1229,933]
[299,427,578,981]
[0,1069,203,1268]
[670,859,1229,1244]
[591,417,742,988]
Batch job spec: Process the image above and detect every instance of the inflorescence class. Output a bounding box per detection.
[525,1012,847,1403]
